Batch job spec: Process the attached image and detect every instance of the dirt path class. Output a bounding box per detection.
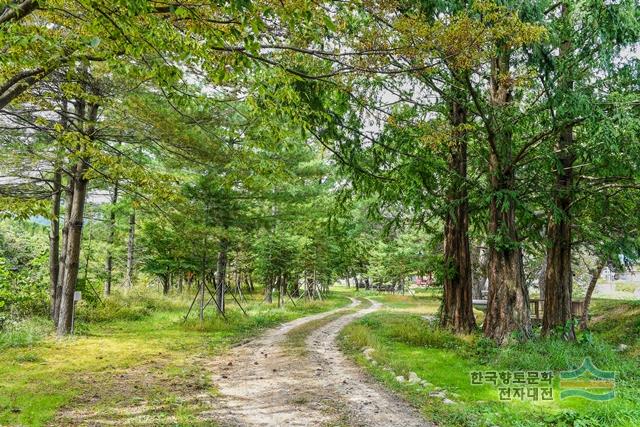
[206,298,432,427]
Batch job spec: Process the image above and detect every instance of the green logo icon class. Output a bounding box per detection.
[559,357,615,401]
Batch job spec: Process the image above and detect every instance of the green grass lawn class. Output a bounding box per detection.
[0,289,351,426]
[339,292,640,427]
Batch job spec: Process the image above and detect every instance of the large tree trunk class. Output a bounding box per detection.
[483,51,531,345]
[542,3,576,340]
[440,96,475,333]
[52,101,70,324]
[56,158,90,335]
[580,261,605,330]
[54,173,74,324]
[542,202,574,338]
[56,96,98,336]
[215,237,228,314]
[104,182,118,296]
[484,165,531,345]
[123,210,135,289]
[49,166,62,320]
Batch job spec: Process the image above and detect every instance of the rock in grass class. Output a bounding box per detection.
[408,372,421,384]
[618,343,629,352]
[395,375,406,383]
[429,391,446,398]
[362,347,375,360]
[442,398,455,405]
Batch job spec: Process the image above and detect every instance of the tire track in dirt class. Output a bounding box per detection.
[207,298,432,427]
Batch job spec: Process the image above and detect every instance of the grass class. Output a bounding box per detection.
[0,289,351,426]
[284,297,371,355]
[339,292,640,427]
[0,316,51,350]
[285,311,352,355]
[589,299,640,356]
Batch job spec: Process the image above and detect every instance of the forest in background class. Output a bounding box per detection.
[1,0,639,343]
[2,1,640,426]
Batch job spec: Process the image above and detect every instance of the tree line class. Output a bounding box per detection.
[1,0,639,343]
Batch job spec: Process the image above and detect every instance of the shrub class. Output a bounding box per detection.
[371,313,463,349]
[0,316,50,350]
[0,256,49,327]
[76,290,184,323]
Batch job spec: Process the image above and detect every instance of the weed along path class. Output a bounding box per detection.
[207,298,432,427]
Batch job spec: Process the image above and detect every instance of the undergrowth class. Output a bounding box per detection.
[340,309,640,427]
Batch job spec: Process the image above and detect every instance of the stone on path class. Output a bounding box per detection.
[408,372,420,384]
[362,347,375,360]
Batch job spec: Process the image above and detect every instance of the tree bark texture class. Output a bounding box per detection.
[440,96,475,333]
[483,50,531,344]
[104,182,118,296]
[542,3,576,340]
[49,165,62,320]
[124,210,135,289]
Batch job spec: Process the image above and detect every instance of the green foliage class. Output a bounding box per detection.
[360,313,463,349]
[341,300,640,427]
[0,221,49,325]
[253,230,305,284]
[75,291,184,324]
[0,291,351,426]
[0,317,50,350]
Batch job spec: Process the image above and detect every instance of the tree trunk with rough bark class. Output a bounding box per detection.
[54,173,74,324]
[124,211,135,289]
[56,158,90,335]
[104,182,118,296]
[440,96,475,333]
[483,50,531,344]
[57,95,98,336]
[542,3,576,340]
[49,166,62,320]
